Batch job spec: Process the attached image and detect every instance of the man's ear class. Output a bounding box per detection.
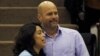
[38,14,42,22]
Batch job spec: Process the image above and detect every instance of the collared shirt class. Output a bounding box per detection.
[43,26,90,56]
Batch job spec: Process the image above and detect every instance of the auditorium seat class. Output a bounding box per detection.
[81,33,96,56]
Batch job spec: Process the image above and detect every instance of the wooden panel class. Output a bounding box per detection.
[0,7,70,24]
[0,0,64,7]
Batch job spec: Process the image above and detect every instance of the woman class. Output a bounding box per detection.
[13,22,46,56]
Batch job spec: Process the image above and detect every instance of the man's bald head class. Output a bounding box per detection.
[38,1,57,15]
[37,1,59,29]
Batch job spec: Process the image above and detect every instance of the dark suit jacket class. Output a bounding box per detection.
[64,0,83,13]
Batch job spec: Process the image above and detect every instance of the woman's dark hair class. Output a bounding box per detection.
[13,22,44,56]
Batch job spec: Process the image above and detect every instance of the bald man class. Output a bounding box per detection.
[37,1,90,56]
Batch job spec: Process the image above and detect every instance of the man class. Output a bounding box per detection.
[84,0,100,33]
[37,1,89,56]
[64,0,84,24]
[64,0,84,32]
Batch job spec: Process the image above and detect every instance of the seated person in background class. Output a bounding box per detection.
[64,0,84,33]
[13,22,46,56]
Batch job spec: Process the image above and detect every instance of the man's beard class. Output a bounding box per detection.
[50,21,58,28]
[42,21,58,29]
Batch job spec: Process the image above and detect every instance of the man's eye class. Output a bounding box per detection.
[54,12,58,15]
[47,13,52,16]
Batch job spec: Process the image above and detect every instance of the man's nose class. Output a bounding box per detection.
[52,13,56,18]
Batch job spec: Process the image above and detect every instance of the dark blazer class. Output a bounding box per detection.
[64,0,83,13]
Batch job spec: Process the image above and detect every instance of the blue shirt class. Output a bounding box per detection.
[44,26,90,56]
[19,50,32,56]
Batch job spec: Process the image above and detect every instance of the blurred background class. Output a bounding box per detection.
[0,0,99,56]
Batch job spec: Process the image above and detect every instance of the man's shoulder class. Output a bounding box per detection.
[19,50,32,56]
[60,26,78,33]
